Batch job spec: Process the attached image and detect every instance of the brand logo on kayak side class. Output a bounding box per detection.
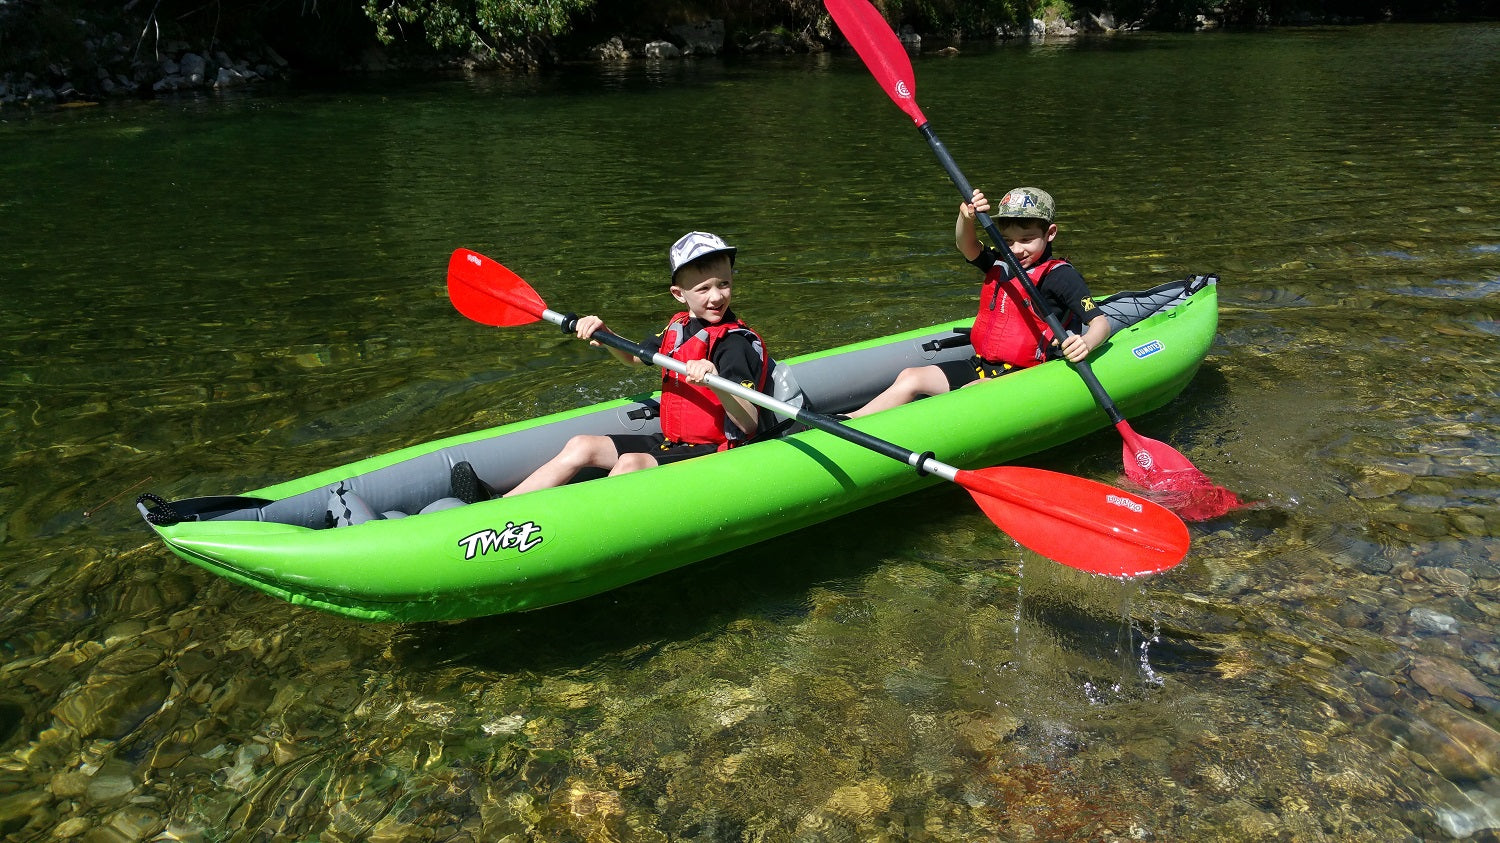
[458,521,544,560]
[1132,340,1164,359]
[895,80,912,99]
[1106,494,1144,514]
[467,253,482,266]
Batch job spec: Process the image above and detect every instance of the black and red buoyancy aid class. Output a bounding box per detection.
[659,312,770,449]
[970,257,1070,368]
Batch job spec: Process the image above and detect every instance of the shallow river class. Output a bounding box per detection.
[2,22,1499,842]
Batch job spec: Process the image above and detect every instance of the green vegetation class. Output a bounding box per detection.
[3,0,1497,82]
[361,0,594,51]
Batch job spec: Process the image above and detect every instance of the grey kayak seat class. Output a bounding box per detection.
[761,358,811,437]
[417,498,465,514]
[326,483,417,525]
[326,484,382,527]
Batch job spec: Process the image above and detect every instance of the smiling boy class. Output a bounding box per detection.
[846,186,1110,418]
[499,231,770,498]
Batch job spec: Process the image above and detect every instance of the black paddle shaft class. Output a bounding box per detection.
[916,123,1126,426]
[556,314,943,476]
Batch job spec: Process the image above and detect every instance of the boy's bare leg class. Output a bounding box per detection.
[504,434,621,497]
[608,452,659,476]
[847,365,950,418]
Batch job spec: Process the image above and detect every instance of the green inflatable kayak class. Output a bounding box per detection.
[137,275,1220,622]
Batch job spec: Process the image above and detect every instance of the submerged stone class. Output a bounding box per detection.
[1406,703,1500,781]
[1410,656,1495,709]
[1410,606,1460,634]
[1435,787,1500,838]
[0,790,49,835]
[1418,566,1473,589]
[50,672,168,740]
[84,759,136,803]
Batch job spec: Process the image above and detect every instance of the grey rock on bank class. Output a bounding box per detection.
[671,20,726,56]
[1,33,287,108]
[591,19,727,61]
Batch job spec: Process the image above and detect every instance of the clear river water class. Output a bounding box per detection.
[2,22,1499,842]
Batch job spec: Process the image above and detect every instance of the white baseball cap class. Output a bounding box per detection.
[669,231,737,277]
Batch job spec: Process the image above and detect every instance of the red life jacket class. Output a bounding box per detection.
[970,258,1070,368]
[659,312,769,449]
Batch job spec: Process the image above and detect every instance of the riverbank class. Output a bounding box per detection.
[2,5,1143,109]
[3,2,1490,110]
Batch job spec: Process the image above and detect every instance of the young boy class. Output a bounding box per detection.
[495,231,770,498]
[846,187,1110,418]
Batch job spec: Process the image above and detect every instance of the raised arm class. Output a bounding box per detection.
[955,189,989,262]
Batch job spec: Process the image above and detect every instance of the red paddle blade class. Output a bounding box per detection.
[824,0,927,125]
[1117,421,1242,521]
[956,466,1190,577]
[447,248,548,327]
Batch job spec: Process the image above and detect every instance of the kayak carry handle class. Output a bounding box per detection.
[137,493,186,527]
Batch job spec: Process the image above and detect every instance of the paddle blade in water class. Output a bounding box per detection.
[447,248,547,327]
[1117,421,1242,521]
[823,0,927,125]
[1134,472,1244,522]
[956,466,1190,577]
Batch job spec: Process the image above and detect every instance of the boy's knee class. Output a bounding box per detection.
[624,452,657,471]
[560,434,607,460]
[896,365,939,391]
[611,452,656,474]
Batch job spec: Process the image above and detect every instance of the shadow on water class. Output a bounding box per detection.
[1014,590,1224,677]
[387,492,957,674]
[388,474,1242,686]
[0,700,25,750]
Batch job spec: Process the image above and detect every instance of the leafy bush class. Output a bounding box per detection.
[361,0,595,51]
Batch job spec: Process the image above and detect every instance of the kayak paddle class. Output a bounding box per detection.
[448,247,1190,577]
[822,0,1240,521]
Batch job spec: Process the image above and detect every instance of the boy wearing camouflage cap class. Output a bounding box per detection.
[847,187,1110,418]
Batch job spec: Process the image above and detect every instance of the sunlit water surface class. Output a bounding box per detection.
[2,23,1498,841]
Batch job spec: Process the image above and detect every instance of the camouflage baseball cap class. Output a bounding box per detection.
[993,187,1055,222]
